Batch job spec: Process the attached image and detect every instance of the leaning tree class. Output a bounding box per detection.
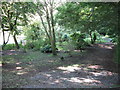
[1,2,35,49]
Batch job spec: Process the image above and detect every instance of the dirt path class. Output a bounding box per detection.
[21,43,118,88]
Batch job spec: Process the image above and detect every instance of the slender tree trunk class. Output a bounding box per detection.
[37,1,57,55]
[12,11,19,49]
[37,11,50,41]
[87,7,95,44]
[89,31,96,44]
[51,30,56,55]
[89,31,94,44]
[2,30,5,45]
[2,32,10,49]
[2,30,5,50]
[13,34,19,49]
[50,8,57,55]
[44,4,57,55]
[2,23,11,49]
[93,32,97,44]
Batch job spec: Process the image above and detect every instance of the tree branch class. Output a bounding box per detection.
[37,11,50,40]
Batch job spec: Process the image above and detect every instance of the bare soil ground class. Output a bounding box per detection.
[2,43,119,88]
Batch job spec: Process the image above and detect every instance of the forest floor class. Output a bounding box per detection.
[2,43,119,88]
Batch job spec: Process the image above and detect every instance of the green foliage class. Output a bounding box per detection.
[1,2,35,33]
[2,44,15,50]
[111,37,117,43]
[62,34,69,41]
[70,33,89,49]
[41,44,52,53]
[56,2,118,39]
[2,43,25,50]
[43,39,50,46]
[23,21,46,51]
[24,22,41,40]
[1,2,37,49]
[41,44,58,53]
[24,39,44,50]
[84,38,92,44]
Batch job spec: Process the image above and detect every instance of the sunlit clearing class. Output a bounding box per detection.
[28,65,34,67]
[17,72,28,75]
[90,71,115,76]
[42,73,51,77]
[54,79,60,83]
[10,50,16,51]
[88,65,103,69]
[57,64,81,72]
[62,71,70,74]
[104,46,112,49]
[16,62,21,65]
[16,67,22,70]
[48,60,54,63]
[90,72,103,76]
[52,70,56,72]
[8,53,17,55]
[67,77,101,84]
[74,50,81,52]
[68,77,83,83]
[98,44,113,49]
[72,64,80,67]
[83,79,101,83]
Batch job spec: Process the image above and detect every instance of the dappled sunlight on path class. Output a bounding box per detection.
[22,63,118,88]
[2,43,119,88]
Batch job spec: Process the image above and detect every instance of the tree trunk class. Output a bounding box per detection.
[89,31,94,44]
[2,32,10,49]
[37,11,51,41]
[50,39,56,55]
[2,30,5,50]
[2,30,5,45]
[13,34,19,49]
[37,1,57,55]
[93,33,97,44]
[50,7,57,55]
[89,31,96,44]
[51,30,57,55]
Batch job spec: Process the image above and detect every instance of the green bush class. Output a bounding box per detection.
[41,44,52,53]
[41,44,58,53]
[3,44,25,50]
[24,42,34,49]
[70,33,89,49]
[111,38,117,43]
[62,34,69,41]
[3,44,15,50]
[23,21,47,51]
[84,38,91,45]
[19,44,24,48]
[43,39,50,46]
[24,39,44,50]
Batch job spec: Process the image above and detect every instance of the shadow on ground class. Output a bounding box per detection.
[2,43,119,88]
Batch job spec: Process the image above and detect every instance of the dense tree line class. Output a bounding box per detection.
[1,1,119,58]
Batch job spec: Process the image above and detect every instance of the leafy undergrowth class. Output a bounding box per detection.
[2,49,86,88]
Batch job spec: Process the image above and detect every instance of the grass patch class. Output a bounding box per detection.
[2,49,87,88]
[110,85,120,88]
